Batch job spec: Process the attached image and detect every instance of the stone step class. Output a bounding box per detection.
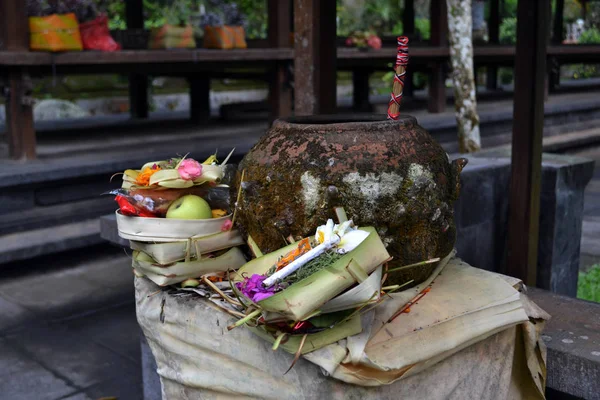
[0,218,103,265]
[0,197,115,236]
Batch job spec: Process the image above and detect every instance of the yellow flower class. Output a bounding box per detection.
[211,209,228,218]
[135,166,161,186]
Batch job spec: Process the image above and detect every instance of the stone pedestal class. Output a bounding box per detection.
[454,150,595,296]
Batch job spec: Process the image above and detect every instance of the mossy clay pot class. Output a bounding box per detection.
[235,115,467,286]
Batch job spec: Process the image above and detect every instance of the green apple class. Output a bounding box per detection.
[181,278,200,288]
[166,195,212,219]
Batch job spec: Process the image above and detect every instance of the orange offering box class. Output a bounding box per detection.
[29,13,83,52]
[203,25,247,49]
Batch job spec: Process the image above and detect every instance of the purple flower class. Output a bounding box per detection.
[236,274,278,303]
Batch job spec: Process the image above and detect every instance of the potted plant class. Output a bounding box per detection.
[149,0,196,49]
[201,1,247,50]
[345,30,382,51]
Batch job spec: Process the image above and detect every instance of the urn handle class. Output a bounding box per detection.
[451,158,468,201]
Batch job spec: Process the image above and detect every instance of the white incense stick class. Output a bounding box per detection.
[262,235,341,288]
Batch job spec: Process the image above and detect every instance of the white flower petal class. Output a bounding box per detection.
[336,220,353,237]
[324,219,335,243]
[337,230,370,254]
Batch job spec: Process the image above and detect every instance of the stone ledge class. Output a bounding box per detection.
[527,288,600,399]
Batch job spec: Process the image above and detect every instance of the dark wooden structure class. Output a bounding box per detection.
[506,1,550,285]
[2,0,600,160]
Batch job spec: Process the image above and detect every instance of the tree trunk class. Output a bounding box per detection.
[446,0,482,153]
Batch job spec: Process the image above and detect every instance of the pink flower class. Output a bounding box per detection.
[367,35,382,49]
[221,219,233,232]
[345,37,353,47]
[177,159,203,180]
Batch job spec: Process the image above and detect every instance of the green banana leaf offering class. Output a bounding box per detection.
[129,230,245,264]
[233,224,391,322]
[132,246,246,286]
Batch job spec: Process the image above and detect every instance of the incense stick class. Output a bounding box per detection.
[387,36,409,120]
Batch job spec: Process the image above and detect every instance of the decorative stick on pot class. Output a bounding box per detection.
[387,36,409,120]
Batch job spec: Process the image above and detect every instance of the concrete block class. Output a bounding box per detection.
[528,288,600,400]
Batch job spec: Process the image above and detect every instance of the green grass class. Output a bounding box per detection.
[578,264,600,303]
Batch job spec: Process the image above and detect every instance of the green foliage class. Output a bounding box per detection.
[570,28,600,80]
[502,0,517,18]
[579,28,600,44]
[99,0,266,37]
[564,0,583,23]
[337,0,403,37]
[415,17,430,40]
[499,67,513,85]
[499,17,516,44]
[571,63,600,79]
[578,265,600,303]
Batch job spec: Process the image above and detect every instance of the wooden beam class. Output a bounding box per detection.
[0,0,29,50]
[550,0,565,90]
[352,68,372,112]
[506,1,550,286]
[486,0,500,90]
[268,0,292,119]
[489,0,500,44]
[428,63,446,113]
[126,0,148,119]
[553,0,565,44]
[0,1,36,159]
[125,0,144,29]
[430,0,448,46]
[293,0,337,115]
[428,0,447,113]
[189,77,210,123]
[4,72,36,159]
[128,74,149,119]
[403,0,416,39]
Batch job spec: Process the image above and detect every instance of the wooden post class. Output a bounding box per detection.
[126,0,148,119]
[402,0,416,95]
[268,0,292,119]
[4,72,36,160]
[352,68,372,112]
[552,0,564,44]
[1,0,29,50]
[294,0,337,115]
[506,1,550,286]
[403,0,415,39]
[428,0,447,113]
[550,0,564,91]
[487,0,500,90]
[189,77,210,123]
[0,0,36,160]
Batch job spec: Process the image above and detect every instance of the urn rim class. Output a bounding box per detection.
[272,114,418,131]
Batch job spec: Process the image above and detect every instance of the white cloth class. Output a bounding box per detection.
[136,256,549,399]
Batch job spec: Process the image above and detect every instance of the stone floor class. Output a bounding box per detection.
[0,245,142,400]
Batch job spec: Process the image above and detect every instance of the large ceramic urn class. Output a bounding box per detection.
[235,115,466,285]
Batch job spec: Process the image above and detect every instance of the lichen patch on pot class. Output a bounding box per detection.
[300,171,322,216]
[342,172,404,200]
